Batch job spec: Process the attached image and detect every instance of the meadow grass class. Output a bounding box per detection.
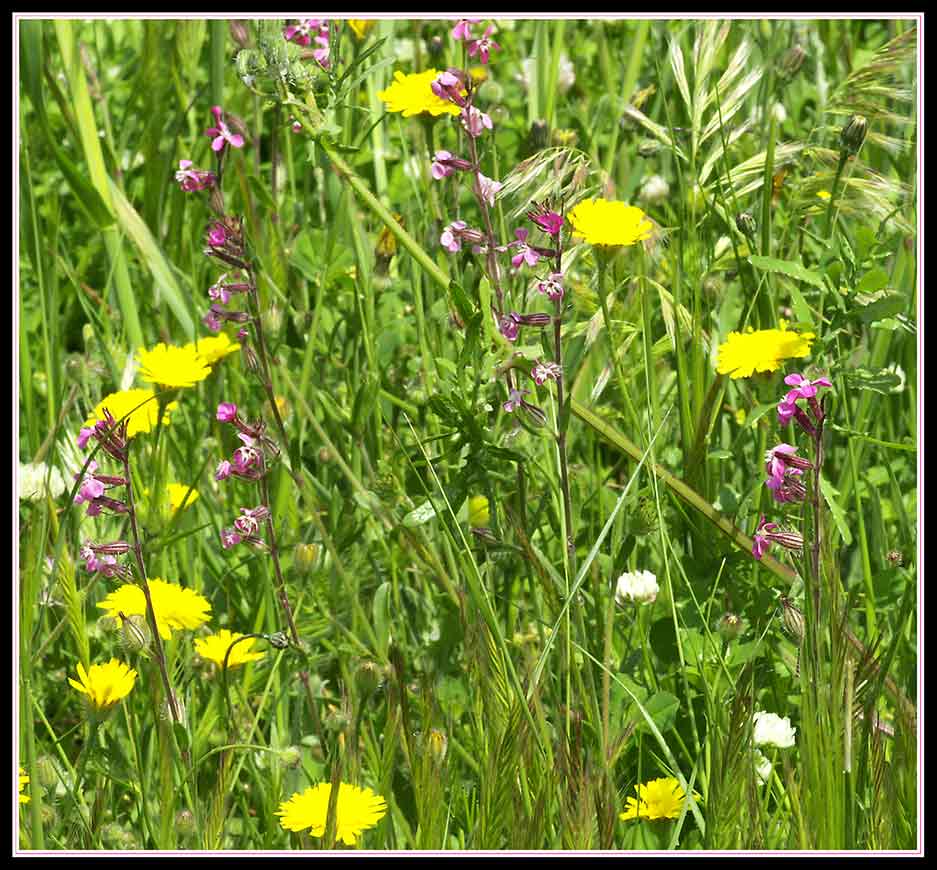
[17,17,918,851]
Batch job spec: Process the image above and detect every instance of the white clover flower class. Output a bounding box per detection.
[639,174,670,206]
[753,711,797,748]
[18,462,66,502]
[614,569,659,605]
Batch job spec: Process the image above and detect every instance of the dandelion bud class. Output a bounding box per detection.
[278,745,302,768]
[97,614,119,633]
[120,613,151,653]
[717,612,745,642]
[356,660,382,696]
[736,211,757,238]
[840,114,868,156]
[175,809,196,837]
[324,706,350,733]
[779,44,806,82]
[35,755,57,789]
[427,727,448,765]
[294,542,320,574]
[637,138,662,158]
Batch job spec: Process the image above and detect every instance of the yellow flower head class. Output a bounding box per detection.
[816,189,832,201]
[136,342,212,389]
[19,767,30,804]
[84,388,177,439]
[716,325,815,380]
[68,659,137,712]
[378,70,461,118]
[468,495,490,528]
[167,483,199,513]
[195,629,265,670]
[619,776,700,822]
[567,198,654,247]
[184,333,240,366]
[97,578,212,639]
[276,782,387,845]
[347,19,375,40]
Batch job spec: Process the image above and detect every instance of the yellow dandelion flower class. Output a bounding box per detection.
[567,198,654,247]
[19,767,30,804]
[276,782,387,845]
[167,483,199,513]
[84,388,177,439]
[716,325,815,380]
[816,190,832,201]
[184,333,240,366]
[68,659,137,712]
[195,629,265,670]
[619,776,701,822]
[136,343,212,389]
[378,69,461,118]
[469,65,488,83]
[97,578,212,639]
[347,19,374,40]
[468,495,490,527]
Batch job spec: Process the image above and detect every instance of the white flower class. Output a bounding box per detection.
[639,174,670,206]
[885,362,906,394]
[753,711,797,748]
[614,569,659,605]
[516,55,575,95]
[18,462,66,502]
[754,749,772,784]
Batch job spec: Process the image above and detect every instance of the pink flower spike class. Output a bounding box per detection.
[217,402,238,423]
[77,426,95,449]
[530,211,564,236]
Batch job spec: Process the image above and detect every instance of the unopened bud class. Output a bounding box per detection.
[840,114,868,156]
[294,542,320,574]
[886,549,903,567]
[229,20,250,48]
[279,745,302,768]
[120,613,151,653]
[736,211,757,238]
[779,44,806,82]
[717,612,745,642]
[175,809,196,837]
[427,727,448,765]
[356,660,381,696]
[35,755,58,789]
[638,138,662,158]
[780,596,805,642]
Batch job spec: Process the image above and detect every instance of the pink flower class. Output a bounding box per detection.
[215,460,232,482]
[503,387,530,413]
[205,106,245,153]
[431,150,456,180]
[467,24,500,65]
[174,159,216,192]
[460,106,493,138]
[752,515,804,561]
[77,426,95,450]
[778,373,831,431]
[431,70,467,107]
[217,402,238,423]
[440,220,467,253]
[232,434,260,475]
[207,221,229,248]
[284,19,323,46]
[233,505,271,537]
[312,31,330,69]
[498,313,520,342]
[74,461,105,505]
[509,228,541,269]
[476,172,502,207]
[529,210,564,237]
[220,527,242,549]
[451,18,481,41]
[537,273,565,301]
[532,361,562,386]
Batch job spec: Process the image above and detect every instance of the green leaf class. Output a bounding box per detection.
[633,691,680,735]
[854,289,905,324]
[749,255,824,289]
[402,500,437,527]
[843,367,902,396]
[820,475,853,546]
[372,581,392,657]
[855,266,889,296]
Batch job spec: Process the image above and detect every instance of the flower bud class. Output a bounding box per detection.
[780,596,805,642]
[840,114,868,155]
[294,542,320,574]
[736,211,757,238]
[356,660,382,696]
[886,549,904,567]
[717,612,745,642]
[637,138,662,158]
[278,745,302,768]
[778,44,806,82]
[120,613,151,653]
[175,809,197,837]
[35,755,58,789]
[427,727,448,766]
